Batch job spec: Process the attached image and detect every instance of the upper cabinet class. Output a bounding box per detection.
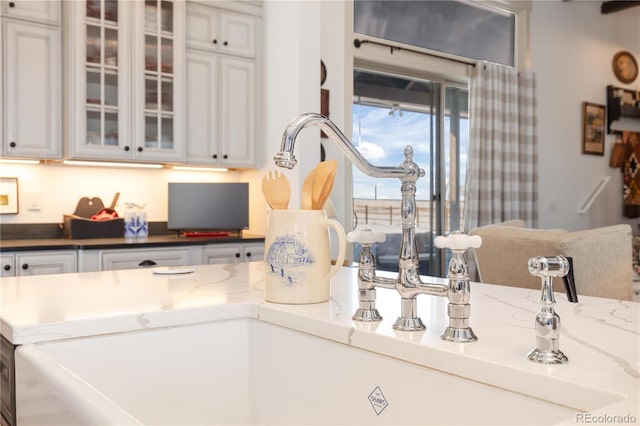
[0,0,61,25]
[186,3,256,58]
[133,0,185,163]
[64,0,185,163]
[1,0,62,159]
[184,1,261,168]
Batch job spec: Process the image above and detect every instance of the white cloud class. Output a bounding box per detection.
[357,140,387,162]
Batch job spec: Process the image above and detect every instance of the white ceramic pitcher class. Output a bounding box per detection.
[264,210,346,304]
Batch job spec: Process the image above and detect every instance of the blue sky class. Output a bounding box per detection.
[351,104,468,201]
[352,104,432,200]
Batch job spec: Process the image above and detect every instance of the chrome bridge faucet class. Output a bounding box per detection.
[275,113,481,341]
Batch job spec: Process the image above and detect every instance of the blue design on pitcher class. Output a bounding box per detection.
[266,234,314,286]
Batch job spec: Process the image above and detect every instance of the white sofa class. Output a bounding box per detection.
[470,220,634,301]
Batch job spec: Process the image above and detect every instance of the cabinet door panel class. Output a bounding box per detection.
[1,0,60,25]
[0,255,14,278]
[133,0,184,162]
[219,56,255,167]
[100,248,191,271]
[202,245,242,265]
[68,0,132,160]
[219,11,255,58]
[185,2,218,52]
[185,50,218,164]
[3,20,61,158]
[15,251,77,276]
[243,243,264,262]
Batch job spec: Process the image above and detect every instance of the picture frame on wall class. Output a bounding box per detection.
[582,102,605,156]
[0,177,19,214]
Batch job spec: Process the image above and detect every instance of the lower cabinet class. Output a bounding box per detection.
[100,247,192,271]
[0,336,15,426]
[202,242,264,265]
[1,250,76,277]
[9,242,265,273]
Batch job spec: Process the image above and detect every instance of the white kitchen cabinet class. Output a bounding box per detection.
[186,2,256,58]
[0,255,13,278]
[1,250,77,277]
[186,51,256,167]
[184,1,260,168]
[99,247,191,271]
[0,0,60,25]
[64,0,185,163]
[242,242,263,262]
[202,242,263,265]
[1,9,61,159]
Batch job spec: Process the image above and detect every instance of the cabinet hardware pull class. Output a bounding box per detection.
[235,253,240,258]
[246,252,251,257]
[3,265,11,271]
[213,39,217,44]
[138,260,157,266]
[137,147,143,152]
[212,154,217,159]
[223,154,228,159]
[9,142,16,148]
[124,146,130,151]
[21,264,29,270]
[223,41,228,46]
[8,2,15,7]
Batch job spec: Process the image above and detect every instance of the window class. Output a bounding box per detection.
[354,0,516,66]
[349,0,525,276]
[351,69,468,277]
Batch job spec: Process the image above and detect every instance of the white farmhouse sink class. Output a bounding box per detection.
[15,318,622,425]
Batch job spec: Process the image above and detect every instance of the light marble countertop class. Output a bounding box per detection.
[1,262,638,424]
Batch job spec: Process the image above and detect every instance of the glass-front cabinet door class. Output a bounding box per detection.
[67,0,131,160]
[133,0,184,162]
[65,0,183,162]
[85,0,127,155]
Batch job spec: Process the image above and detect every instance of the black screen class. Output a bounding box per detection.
[167,183,249,231]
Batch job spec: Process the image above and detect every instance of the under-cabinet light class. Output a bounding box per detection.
[0,159,41,165]
[63,160,163,169]
[172,166,228,172]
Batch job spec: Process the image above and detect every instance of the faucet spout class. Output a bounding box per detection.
[275,113,412,180]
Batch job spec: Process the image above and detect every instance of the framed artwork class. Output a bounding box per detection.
[0,177,19,214]
[582,102,605,156]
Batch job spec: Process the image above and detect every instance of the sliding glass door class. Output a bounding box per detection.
[352,68,468,277]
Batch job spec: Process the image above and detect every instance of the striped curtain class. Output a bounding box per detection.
[463,61,538,231]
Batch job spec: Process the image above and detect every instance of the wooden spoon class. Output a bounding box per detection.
[261,170,291,210]
[311,160,337,210]
[301,168,315,210]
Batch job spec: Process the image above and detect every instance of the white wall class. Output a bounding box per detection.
[1,1,638,236]
[241,0,322,236]
[531,1,639,232]
[0,163,242,224]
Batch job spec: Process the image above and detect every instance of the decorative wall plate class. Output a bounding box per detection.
[612,50,638,84]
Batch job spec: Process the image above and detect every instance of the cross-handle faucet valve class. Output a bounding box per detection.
[348,228,395,322]
[527,255,578,364]
[434,231,482,342]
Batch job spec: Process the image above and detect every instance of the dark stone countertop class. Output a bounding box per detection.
[0,234,265,252]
